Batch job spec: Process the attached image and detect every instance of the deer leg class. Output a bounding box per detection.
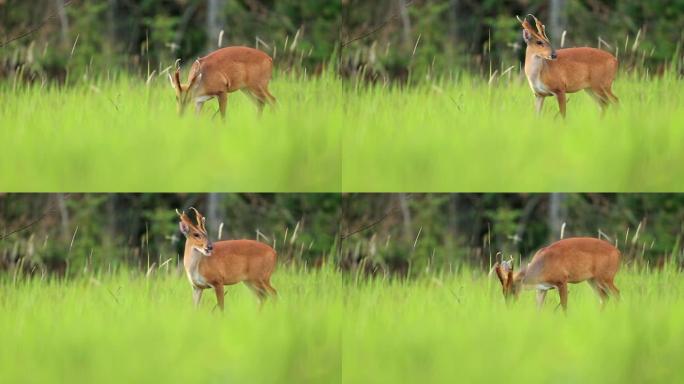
[263,87,276,105]
[253,89,269,115]
[557,282,568,311]
[216,92,227,119]
[596,90,612,115]
[588,279,608,309]
[535,95,545,115]
[195,100,205,115]
[192,286,203,308]
[555,91,567,118]
[245,281,268,304]
[213,284,225,311]
[606,280,620,301]
[536,289,547,310]
[264,280,278,297]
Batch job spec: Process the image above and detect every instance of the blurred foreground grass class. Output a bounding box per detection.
[2,74,683,191]
[1,265,683,383]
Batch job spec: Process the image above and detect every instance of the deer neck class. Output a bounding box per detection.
[183,242,209,288]
[524,52,552,96]
[518,261,547,287]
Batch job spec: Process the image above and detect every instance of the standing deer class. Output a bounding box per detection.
[517,15,619,117]
[493,237,621,311]
[177,207,277,310]
[169,46,276,118]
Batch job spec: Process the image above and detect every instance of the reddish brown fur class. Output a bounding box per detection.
[170,46,275,117]
[494,237,621,311]
[178,208,277,311]
[519,15,618,117]
[193,240,277,286]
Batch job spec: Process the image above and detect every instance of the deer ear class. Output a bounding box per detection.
[179,221,189,235]
[522,29,531,42]
[494,263,506,285]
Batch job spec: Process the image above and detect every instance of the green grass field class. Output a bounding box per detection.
[2,265,683,383]
[0,74,342,192]
[1,73,683,191]
[343,73,684,191]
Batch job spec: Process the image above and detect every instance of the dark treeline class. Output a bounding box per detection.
[2,1,682,83]
[0,0,339,82]
[2,193,684,277]
[0,193,341,276]
[340,193,684,276]
[342,0,684,82]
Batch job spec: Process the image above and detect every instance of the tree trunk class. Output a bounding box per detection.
[397,194,412,240]
[207,0,226,50]
[54,0,70,48]
[548,193,567,241]
[107,0,117,54]
[397,0,411,50]
[448,0,459,45]
[549,0,566,46]
[206,193,224,239]
[55,193,70,241]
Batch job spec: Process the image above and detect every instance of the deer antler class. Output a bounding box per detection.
[528,14,550,41]
[188,207,207,232]
[516,15,535,33]
[176,208,194,226]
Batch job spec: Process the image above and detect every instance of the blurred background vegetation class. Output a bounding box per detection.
[0,194,341,277]
[340,193,684,276]
[0,0,340,83]
[1,1,682,84]
[342,0,684,82]
[2,193,684,278]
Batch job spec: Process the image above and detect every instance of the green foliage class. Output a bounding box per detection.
[341,0,684,78]
[341,194,684,275]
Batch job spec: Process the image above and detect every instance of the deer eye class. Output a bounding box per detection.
[193,233,200,238]
[536,41,544,46]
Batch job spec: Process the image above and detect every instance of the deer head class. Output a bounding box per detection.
[517,14,556,60]
[493,256,524,302]
[177,207,213,256]
[168,62,203,115]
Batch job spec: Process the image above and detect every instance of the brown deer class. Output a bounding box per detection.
[517,15,619,117]
[177,208,277,310]
[169,46,276,118]
[493,237,621,311]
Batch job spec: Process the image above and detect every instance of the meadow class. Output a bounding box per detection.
[2,264,683,383]
[0,74,343,192]
[2,72,684,191]
[343,73,684,191]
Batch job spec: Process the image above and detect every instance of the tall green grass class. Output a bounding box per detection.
[342,73,684,191]
[0,74,342,191]
[2,265,683,383]
[343,264,684,383]
[0,267,343,384]
[2,73,683,191]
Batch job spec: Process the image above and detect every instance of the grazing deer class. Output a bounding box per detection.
[168,46,276,118]
[517,15,619,117]
[493,237,621,311]
[176,208,277,310]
